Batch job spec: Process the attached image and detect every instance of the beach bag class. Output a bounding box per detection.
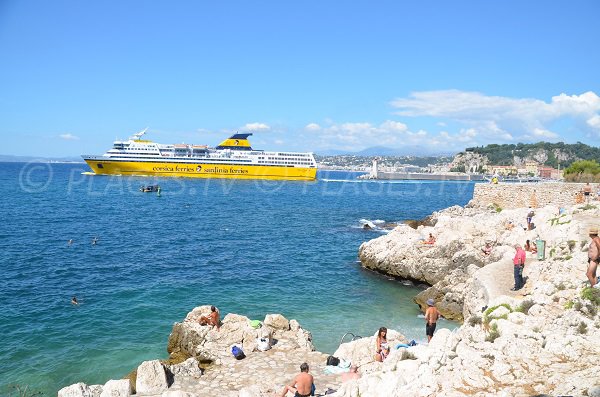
[326,355,340,366]
[231,345,246,360]
[256,337,271,351]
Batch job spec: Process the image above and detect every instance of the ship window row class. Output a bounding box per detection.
[266,156,311,161]
[258,161,311,165]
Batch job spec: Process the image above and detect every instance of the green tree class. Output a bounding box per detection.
[563,160,600,182]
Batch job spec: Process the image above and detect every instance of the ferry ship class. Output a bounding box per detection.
[82,129,317,181]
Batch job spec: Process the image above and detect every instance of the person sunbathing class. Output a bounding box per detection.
[199,305,220,330]
[525,239,537,254]
[425,233,436,244]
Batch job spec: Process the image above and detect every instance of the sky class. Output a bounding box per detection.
[1,0,599,157]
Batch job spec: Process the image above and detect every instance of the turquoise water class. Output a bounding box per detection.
[0,163,475,396]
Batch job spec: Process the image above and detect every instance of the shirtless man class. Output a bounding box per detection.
[280,362,314,397]
[583,183,592,203]
[340,365,360,383]
[586,227,600,288]
[199,305,220,330]
[425,299,440,343]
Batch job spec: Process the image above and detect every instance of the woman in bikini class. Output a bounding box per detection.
[374,327,390,362]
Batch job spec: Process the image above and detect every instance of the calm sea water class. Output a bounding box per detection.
[0,163,475,396]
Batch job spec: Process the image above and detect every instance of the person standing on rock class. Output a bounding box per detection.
[279,362,314,397]
[512,244,526,291]
[425,299,440,343]
[583,183,592,203]
[586,227,600,288]
[199,305,220,330]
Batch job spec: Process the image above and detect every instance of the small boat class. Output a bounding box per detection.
[140,185,160,193]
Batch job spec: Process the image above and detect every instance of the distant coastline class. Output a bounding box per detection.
[0,154,84,163]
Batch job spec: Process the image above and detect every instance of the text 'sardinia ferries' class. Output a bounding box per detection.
[82,129,317,181]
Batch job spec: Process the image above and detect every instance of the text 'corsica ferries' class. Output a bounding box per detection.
[82,129,317,181]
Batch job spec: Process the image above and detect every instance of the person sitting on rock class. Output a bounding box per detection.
[199,305,220,330]
[524,239,537,254]
[482,242,493,256]
[374,327,390,362]
[425,233,436,244]
[504,221,515,231]
[279,362,314,397]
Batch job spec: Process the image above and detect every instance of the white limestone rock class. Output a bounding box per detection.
[161,391,199,397]
[238,385,268,397]
[99,379,131,397]
[264,314,290,330]
[58,383,99,397]
[168,357,202,379]
[136,360,168,395]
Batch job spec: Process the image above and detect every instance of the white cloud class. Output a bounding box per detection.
[390,90,600,140]
[305,123,321,131]
[274,139,284,145]
[240,122,270,132]
[59,133,79,140]
[305,120,429,151]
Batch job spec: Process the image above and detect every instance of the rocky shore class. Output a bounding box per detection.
[59,198,600,397]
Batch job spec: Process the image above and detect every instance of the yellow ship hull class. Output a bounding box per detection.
[84,159,317,181]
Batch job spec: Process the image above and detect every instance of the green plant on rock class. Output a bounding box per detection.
[563,255,572,261]
[574,300,583,312]
[549,214,571,226]
[549,248,556,258]
[483,303,513,324]
[468,315,482,326]
[515,299,535,315]
[491,203,503,213]
[580,204,598,211]
[581,287,600,306]
[577,321,588,334]
[567,240,576,251]
[564,300,574,309]
[581,240,588,249]
[557,282,566,291]
[485,323,500,342]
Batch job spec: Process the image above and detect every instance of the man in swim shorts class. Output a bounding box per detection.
[279,362,314,397]
[425,298,440,343]
[586,227,600,288]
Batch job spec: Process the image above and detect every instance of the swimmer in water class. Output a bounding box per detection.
[91,237,98,245]
[68,239,73,245]
[71,296,78,305]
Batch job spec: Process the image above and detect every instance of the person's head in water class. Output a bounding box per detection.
[378,327,387,338]
[300,362,309,373]
[71,296,78,305]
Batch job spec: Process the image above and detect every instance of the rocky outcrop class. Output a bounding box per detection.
[341,202,600,396]
[166,307,314,365]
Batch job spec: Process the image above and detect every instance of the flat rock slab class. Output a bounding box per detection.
[168,349,342,396]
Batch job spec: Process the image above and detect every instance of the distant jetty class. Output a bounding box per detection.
[358,159,484,181]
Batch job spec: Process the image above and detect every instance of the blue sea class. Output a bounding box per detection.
[0,162,475,396]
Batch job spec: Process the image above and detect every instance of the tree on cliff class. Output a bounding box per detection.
[563,160,600,182]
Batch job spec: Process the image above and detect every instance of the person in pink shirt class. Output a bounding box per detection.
[512,244,526,291]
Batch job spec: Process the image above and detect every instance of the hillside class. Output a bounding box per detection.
[463,141,600,167]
